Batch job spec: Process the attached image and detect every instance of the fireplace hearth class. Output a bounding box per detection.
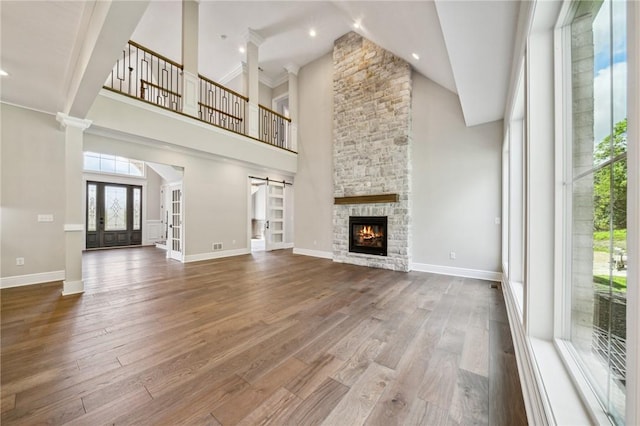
[349,216,387,256]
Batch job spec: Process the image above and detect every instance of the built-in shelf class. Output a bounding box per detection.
[334,194,399,205]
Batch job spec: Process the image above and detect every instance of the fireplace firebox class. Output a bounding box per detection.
[349,216,387,256]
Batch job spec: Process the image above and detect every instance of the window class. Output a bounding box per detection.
[84,152,145,177]
[566,0,627,422]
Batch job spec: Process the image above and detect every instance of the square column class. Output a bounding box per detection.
[245,29,264,138]
[56,113,92,295]
[182,0,199,117]
[285,63,299,152]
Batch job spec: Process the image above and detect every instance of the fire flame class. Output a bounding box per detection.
[358,225,381,240]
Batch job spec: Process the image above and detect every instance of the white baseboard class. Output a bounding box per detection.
[292,248,333,260]
[410,262,502,282]
[1,270,65,289]
[184,248,251,263]
[283,242,294,249]
[62,280,84,296]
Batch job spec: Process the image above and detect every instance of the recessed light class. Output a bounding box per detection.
[353,21,361,29]
[412,53,420,60]
[309,28,317,37]
[0,69,8,77]
[239,46,246,54]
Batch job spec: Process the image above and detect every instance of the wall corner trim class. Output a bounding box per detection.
[1,270,65,289]
[292,248,333,260]
[410,262,502,282]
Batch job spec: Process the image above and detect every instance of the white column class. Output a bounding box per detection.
[245,29,264,139]
[56,113,92,295]
[285,63,299,152]
[181,0,199,117]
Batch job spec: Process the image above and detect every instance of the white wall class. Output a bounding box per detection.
[145,166,163,220]
[259,82,273,107]
[411,73,503,274]
[251,184,266,220]
[1,104,65,279]
[272,81,288,101]
[294,53,334,255]
[84,132,294,259]
[224,74,244,95]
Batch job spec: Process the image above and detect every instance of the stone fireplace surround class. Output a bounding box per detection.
[332,32,411,272]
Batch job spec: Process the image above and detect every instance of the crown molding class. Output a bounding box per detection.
[284,63,300,76]
[244,29,265,47]
[219,64,287,89]
[218,65,244,86]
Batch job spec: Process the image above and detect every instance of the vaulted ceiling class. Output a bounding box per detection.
[0,0,521,126]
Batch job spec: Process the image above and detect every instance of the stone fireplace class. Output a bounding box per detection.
[332,32,411,272]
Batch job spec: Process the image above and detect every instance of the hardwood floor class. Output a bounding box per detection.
[1,247,527,425]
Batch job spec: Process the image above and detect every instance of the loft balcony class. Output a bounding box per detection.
[101,40,295,155]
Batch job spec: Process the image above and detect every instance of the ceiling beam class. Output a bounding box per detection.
[63,0,149,118]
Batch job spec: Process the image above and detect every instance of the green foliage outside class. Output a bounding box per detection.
[593,274,627,293]
[592,118,627,232]
[591,119,628,295]
[593,229,627,253]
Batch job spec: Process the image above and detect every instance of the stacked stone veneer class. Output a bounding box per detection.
[332,32,411,271]
[571,3,597,351]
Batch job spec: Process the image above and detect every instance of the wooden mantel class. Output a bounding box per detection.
[334,193,399,205]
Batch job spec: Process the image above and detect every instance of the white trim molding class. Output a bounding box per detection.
[56,112,92,130]
[184,248,251,263]
[410,262,502,282]
[62,280,84,296]
[1,270,65,289]
[292,248,333,260]
[502,275,549,425]
[64,224,84,232]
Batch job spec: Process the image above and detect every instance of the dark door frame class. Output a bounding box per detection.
[86,181,143,249]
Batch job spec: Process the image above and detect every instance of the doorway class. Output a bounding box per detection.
[250,179,266,252]
[86,182,143,248]
[249,177,287,252]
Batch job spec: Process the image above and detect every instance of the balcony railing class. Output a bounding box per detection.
[198,75,247,135]
[259,105,292,150]
[105,41,183,112]
[104,41,296,153]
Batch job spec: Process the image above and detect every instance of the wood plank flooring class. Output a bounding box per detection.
[1,247,527,425]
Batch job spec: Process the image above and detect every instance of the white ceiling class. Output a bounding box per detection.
[1,0,520,126]
[0,1,92,113]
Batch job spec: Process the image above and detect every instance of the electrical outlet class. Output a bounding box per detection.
[212,243,223,251]
[495,217,501,225]
[16,257,25,266]
[449,251,456,260]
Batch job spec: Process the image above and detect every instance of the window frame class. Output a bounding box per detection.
[553,1,634,423]
[83,151,146,179]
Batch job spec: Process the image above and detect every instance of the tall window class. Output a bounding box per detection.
[568,0,627,422]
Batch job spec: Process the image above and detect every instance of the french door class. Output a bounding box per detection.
[168,183,183,261]
[86,182,142,248]
[265,180,286,251]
